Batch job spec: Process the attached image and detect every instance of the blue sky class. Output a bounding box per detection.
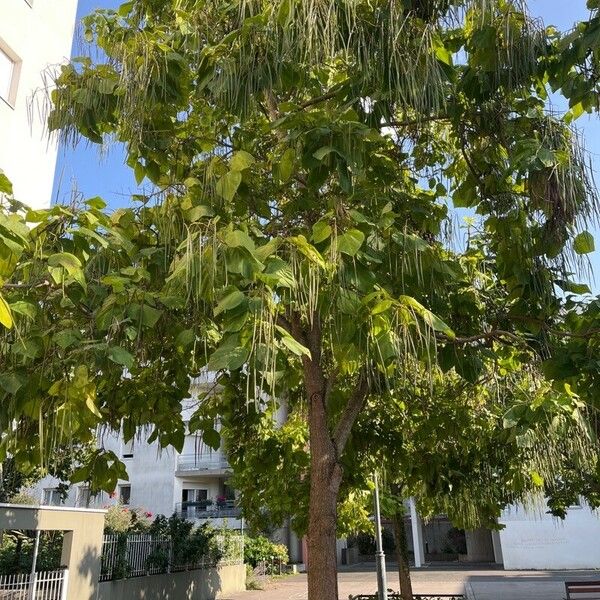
[52,1,600,284]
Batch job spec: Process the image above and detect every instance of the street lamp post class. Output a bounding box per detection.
[373,471,388,600]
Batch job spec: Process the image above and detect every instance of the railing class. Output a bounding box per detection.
[176,454,230,472]
[348,590,465,600]
[0,569,68,600]
[100,533,243,582]
[174,500,242,521]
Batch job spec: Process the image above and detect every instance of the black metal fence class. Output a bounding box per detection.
[350,595,464,600]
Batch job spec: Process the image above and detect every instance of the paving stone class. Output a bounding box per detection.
[219,563,600,600]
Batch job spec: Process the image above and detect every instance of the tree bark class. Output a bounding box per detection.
[297,315,370,600]
[305,360,342,600]
[392,510,414,600]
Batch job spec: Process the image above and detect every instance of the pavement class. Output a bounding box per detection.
[221,562,600,600]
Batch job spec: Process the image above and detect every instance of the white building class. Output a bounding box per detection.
[32,397,243,530]
[499,501,600,570]
[0,0,78,208]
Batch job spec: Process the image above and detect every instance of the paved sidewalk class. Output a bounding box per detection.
[221,563,600,600]
[466,569,600,600]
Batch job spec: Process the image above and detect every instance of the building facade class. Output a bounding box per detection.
[32,398,243,530]
[0,0,78,207]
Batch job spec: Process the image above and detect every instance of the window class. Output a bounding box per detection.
[0,41,21,107]
[122,438,134,459]
[77,487,92,508]
[119,485,131,505]
[42,489,62,506]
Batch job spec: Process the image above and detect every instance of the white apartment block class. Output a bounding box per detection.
[32,397,243,530]
[0,0,78,208]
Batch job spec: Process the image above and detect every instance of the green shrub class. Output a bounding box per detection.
[243,535,288,567]
[0,531,63,574]
[147,514,221,568]
[103,504,152,534]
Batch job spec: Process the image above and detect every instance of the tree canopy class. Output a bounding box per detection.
[3,1,600,599]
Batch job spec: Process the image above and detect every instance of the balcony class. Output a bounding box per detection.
[175,453,231,475]
[174,500,242,522]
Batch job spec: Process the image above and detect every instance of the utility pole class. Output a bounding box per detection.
[373,471,388,600]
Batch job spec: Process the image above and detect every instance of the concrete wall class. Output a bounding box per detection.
[96,564,245,600]
[499,501,600,569]
[0,0,78,208]
[0,504,106,600]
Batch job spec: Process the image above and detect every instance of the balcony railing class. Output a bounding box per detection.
[176,453,231,472]
[174,500,242,520]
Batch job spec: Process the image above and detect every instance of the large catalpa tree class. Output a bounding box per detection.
[1,1,598,598]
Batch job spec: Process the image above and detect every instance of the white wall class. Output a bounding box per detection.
[0,0,78,208]
[499,501,600,570]
[31,426,229,522]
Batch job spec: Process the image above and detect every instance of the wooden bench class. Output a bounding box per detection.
[565,581,600,599]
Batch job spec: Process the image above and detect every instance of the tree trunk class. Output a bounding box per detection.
[297,314,342,600]
[296,315,369,600]
[306,367,342,600]
[392,510,414,600]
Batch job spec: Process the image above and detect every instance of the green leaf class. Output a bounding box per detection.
[84,196,107,210]
[202,428,221,451]
[277,0,294,27]
[399,295,455,338]
[371,300,394,315]
[530,471,544,487]
[259,256,296,289]
[537,148,556,168]
[278,148,296,183]
[216,171,242,202]
[230,150,255,171]
[312,221,332,243]
[9,301,37,320]
[108,346,135,369]
[140,305,162,328]
[47,252,82,274]
[0,372,25,394]
[574,231,595,255]
[54,329,83,349]
[215,289,246,316]
[337,229,365,256]
[176,329,195,348]
[434,42,453,66]
[118,1,134,17]
[313,146,337,161]
[0,173,14,195]
[223,229,255,253]
[134,162,145,185]
[185,205,214,222]
[288,235,326,268]
[275,325,311,358]
[207,335,249,371]
[85,395,103,418]
[0,294,13,329]
[555,280,591,295]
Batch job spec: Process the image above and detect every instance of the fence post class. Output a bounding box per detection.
[60,569,69,600]
[28,530,41,600]
[167,537,172,574]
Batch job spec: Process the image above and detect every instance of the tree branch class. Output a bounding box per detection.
[332,369,370,454]
[298,87,342,110]
[438,330,524,345]
[2,279,51,290]
[383,115,450,128]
